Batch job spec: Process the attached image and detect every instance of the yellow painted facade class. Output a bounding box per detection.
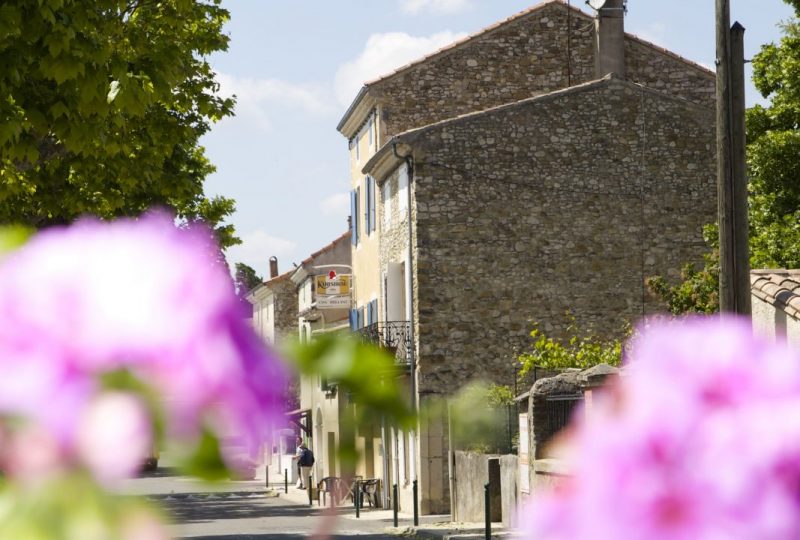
[348,108,382,317]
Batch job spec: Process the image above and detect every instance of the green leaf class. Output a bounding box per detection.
[0,226,33,257]
[182,428,229,482]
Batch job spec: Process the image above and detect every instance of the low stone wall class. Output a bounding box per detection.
[452,451,502,523]
[499,455,519,528]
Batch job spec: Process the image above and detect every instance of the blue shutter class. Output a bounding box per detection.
[357,307,364,329]
[355,187,360,244]
[349,308,357,330]
[369,177,377,233]
[368,299,377,325]
[350,190,357,246]
[364,178,371,235]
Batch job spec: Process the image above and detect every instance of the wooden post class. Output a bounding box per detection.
[716,0,735,313]
[731,22,751,315]
[716,0,751,314]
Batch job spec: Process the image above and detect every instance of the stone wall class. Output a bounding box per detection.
[405,76,715,395]
[272,278,299,344]
[529,371,582,460]
[370,2,713,140]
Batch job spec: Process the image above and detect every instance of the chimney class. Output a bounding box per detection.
[595,0,626,79]
[269,256,279,279]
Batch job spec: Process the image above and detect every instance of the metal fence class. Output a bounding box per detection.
[354,321,412,365]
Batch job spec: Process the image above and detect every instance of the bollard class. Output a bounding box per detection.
[413,479,419,526]
[265,467,269,489]
[284,469,288,494]
[484,482,491,540]
[393,483,398,528]
[308,474,313,506]
[355,480,360,518]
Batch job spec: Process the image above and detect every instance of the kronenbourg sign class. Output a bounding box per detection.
[314,272,352,309]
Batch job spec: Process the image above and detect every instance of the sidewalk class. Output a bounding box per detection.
[269,483,519,540]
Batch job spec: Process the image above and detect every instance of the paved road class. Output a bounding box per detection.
[118,465,411,540]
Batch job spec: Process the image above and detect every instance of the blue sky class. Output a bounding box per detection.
[203,0,796,279]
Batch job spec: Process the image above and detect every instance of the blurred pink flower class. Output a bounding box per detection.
[523,317,800,540]
[76,392,152,485]
[0,213,287,482]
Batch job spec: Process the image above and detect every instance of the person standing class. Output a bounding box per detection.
[292,436,304,488]
[297,443,314,491]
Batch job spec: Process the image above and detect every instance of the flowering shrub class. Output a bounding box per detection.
[524,317,800,540]
[0,213,286,485]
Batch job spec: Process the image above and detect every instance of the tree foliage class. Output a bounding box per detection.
[234,263,262,297]
[518,316,623,373]
[0,0,238,247]
[646,225,720,315]
[747,7,800,269]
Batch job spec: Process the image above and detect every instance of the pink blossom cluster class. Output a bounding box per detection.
[524,317,800,540]
[0,214,286,484]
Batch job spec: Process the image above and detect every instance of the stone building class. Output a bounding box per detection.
[338,0,716,513]
[751,270,800,346]
[289,232,374,486]
[248,257,298,346]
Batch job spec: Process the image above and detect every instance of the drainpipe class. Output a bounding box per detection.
[392,141,418,500]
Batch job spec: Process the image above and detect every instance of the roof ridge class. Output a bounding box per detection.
[751,270,800,319]
[301,230,351,266]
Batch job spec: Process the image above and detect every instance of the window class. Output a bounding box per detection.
[368,117,374,148]
[398,164,408,217]
[350,187,360,245]
[355,134,360,162]
[382,180,391,229]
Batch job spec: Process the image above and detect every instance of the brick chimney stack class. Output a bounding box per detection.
[595,0,626,79]
[269,256,278,279]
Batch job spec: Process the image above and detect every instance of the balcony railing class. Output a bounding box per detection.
[354,321,412,366]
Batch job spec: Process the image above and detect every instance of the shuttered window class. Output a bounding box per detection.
[350,187,360,245]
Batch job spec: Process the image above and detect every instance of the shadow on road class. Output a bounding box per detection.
[138,466,183,479]
[164,497,354,524]
[185,533,396,540]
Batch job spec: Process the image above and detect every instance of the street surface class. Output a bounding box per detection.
[117,458,432,539]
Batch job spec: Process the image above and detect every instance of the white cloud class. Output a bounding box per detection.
[216,72,335,131]
[400,0,472,15]
[334,30,468,107]
[225,229,297,277]
[320,192,350,218]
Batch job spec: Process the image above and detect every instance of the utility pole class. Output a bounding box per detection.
[716,0,751,314]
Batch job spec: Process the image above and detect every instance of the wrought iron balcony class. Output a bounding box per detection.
[354,321,412,366]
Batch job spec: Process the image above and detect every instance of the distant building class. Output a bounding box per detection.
[248,257,297,346]
[290,232,361,485]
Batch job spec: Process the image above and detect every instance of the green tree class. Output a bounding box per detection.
[234,262,262,297]
[646,225,720,315]
[0,0,238,247]
[747,2,800,269]
[517,316,623,374]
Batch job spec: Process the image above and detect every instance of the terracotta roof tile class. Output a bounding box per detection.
[751,269,800,320]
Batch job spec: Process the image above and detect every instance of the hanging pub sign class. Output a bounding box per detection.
[314,271,352,309]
